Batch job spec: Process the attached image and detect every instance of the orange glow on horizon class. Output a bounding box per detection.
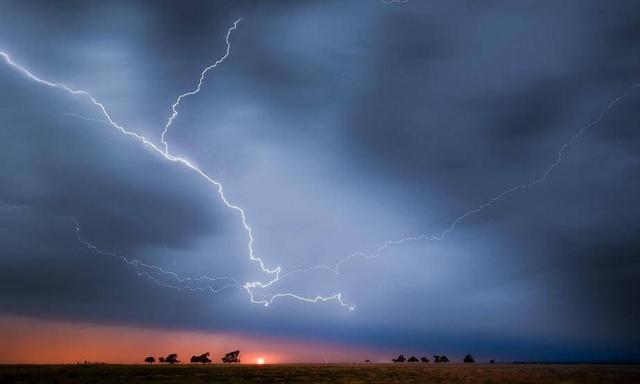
[0,315,381,364]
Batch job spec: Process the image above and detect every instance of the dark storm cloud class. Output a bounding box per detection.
[0,73,226,250]
[1,0,639,361]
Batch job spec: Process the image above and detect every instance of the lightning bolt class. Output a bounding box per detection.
[3,16,636,312]
[1,198,241,293]
[0,19,352,310]
[61,114,355,309]
[72,218,241,293]
[59,112,107,124]
[287,82,640,279]
[0,200,30,210]
[160,19,240,155]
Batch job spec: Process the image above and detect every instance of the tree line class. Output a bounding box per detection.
[389,354,486,363]
[144,350,240,364]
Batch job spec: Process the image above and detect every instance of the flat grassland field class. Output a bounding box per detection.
[0,363,640,384]
[1,364,639,384]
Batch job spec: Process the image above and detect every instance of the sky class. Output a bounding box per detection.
[0,0,639,363]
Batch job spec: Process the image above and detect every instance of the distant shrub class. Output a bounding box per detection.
[434,355,449,363]
[164,354,180,364]
[392,354,406,363]
[222,350,241,364]
[191,352,211,364]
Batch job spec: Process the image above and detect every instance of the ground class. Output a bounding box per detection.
[1,364,639,383]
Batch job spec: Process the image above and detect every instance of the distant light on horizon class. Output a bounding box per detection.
[0,0,638,365]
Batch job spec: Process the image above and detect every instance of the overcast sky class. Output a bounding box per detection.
[1,0,639,362]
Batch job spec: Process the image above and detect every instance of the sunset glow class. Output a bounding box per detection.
[1,0,638,371]
[0,315,378,364]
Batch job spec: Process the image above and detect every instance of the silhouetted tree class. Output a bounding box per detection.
[434,355,449,363]
[420,357,429,363]
[191,352,212,364]
[158,357,165,364]
[144,356,155,364]
[408,356,419,363]
[463,354,475,363]
[222,350,241,364]
[165,354,180,364]
[392,354,406,363]
[364,359,371,363]
[490,359,495,364]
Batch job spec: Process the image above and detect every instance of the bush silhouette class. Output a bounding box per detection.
[164,354,180,364]
[191,352,212,364]
[434,355,449,363]
[490,359,495,364]
[407,356,419,363]
[392,354,406,363]
[158,357,165,364]
[420,357,429,363]
[144,356,155,364]
[463,354,475,363]
[222,350,241,364]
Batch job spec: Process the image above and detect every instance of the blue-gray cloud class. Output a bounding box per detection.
[0,0,639,361]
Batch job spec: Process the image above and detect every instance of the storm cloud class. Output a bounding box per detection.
[1,0,639,362]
